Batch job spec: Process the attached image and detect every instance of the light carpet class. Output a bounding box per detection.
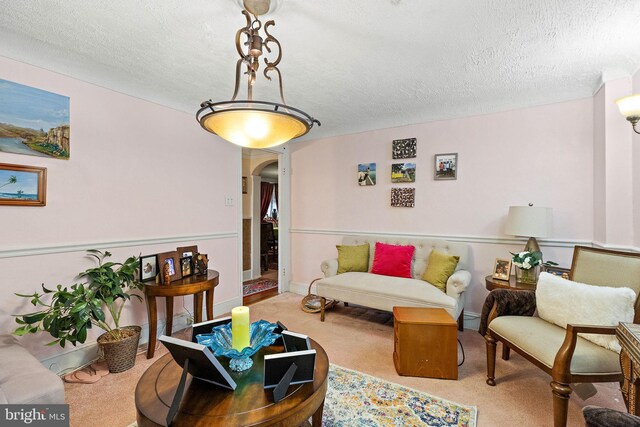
[129,363,476,427]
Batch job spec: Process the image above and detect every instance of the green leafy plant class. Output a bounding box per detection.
[14,250,142,347]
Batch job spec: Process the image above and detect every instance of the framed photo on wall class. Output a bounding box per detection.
[157,251,182,283]
[434,153,458,180]
[0,163,47,206]
[392,138,417,159]
[140,254,158,282]
[492,258,512,281]
[357,163,376,186]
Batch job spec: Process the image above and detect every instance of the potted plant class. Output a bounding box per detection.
[14,250,143,373]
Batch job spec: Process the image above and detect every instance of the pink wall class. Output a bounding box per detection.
[290,98,594,314]
[634,69,640,247]
[0,56,241,359]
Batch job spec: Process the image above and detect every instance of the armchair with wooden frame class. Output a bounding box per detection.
[484,246,640,427]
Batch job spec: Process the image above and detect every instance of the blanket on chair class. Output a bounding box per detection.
[478,289,536,336]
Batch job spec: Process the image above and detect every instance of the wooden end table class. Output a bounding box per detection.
[485,274,536,291]
[617,322,640,415]
[393,307,458,379]
[143,269,219,358]
[135,338,329,426]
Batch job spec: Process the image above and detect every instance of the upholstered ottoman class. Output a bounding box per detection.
[0,334,65,404]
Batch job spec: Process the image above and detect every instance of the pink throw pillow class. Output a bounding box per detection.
[370,242,415,278]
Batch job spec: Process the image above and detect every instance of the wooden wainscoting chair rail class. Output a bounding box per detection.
[484,245,640,427]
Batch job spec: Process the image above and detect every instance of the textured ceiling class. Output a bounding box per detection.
[1,0,640,143]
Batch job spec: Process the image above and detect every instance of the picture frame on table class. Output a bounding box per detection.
[0,163,47,206]
[157,251,182,283]
[492,258,512,281]
[177,245,198,259]
[542,265,570,279]
[140,254,158,282]
[181,256,193,278]
[434,153,458,180]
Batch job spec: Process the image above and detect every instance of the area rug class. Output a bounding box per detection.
[129,364,476,427]
[326,364,477,427]
[242,279,278,296]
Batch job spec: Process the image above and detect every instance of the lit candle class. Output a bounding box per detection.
[231,306,250,350]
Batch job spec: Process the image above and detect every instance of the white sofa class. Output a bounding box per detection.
[316,235,472,330]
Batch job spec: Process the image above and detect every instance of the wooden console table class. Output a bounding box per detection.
[617,322,640,415]
[143,269,219,359]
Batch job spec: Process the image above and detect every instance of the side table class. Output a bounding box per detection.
[393,307,458,379]
[143,269,219,358]
[485,275,536,291]
[617,322,640,415]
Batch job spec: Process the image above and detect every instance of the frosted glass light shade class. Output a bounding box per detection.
[616,95,640,118]
[504,206,552,238]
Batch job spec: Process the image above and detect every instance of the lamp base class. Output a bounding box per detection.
[524,237,540,253]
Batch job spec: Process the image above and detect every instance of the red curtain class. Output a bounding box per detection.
[273,183,278,215]
[260,182,274,220]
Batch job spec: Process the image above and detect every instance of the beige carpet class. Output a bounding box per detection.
[64,292,626,427]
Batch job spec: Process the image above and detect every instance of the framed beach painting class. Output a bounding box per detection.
[0,163,47,206]
[357,163,376,186]
[0,78,70,159]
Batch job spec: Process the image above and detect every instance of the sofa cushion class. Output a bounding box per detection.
[336,244,369,274]
[0,334,64,404]
[536,272,635,352]
[316,272,458,314]
[370,242,415,278]
[422,250,459,292]
[489,316,621,375]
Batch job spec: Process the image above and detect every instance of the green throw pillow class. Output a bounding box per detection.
[337,244,370,274]
[422,250,460,292]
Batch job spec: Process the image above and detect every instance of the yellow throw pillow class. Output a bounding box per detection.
[337,244,370,274]
[422,250,460,292]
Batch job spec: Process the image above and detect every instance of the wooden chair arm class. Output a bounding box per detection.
[552,323,618,383]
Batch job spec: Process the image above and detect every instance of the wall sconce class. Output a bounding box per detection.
[616,94,640,134]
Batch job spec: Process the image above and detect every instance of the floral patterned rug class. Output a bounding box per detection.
[242,279,278,296]
[325,364,477,427]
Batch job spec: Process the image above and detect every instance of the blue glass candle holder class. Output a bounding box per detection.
[196,319,280,372]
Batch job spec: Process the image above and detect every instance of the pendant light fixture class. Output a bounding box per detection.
[196,0,320,149]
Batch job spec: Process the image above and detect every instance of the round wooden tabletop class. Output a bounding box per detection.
[485,274,536,291]
[135,338,329,427]
[143,269,219,297]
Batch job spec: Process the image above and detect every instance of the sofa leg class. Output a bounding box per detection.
[550,381,572,427]
[485,333,497,386]
[457,309,464,331]
[502,344,510,360]
[320,297,326,322]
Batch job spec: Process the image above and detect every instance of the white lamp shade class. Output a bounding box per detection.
[616,95,640,118]
[504,206,552,238]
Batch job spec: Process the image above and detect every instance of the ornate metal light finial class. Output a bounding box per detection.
[196,0,320,149]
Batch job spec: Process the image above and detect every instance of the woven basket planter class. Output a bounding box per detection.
[97,325,141,373]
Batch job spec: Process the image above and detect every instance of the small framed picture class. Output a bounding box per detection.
[357,163,376,186]
[392,138,417,159]
[181,256,193,277]
[157,251,182,283]
[140,254,158,282]
[391,163,416,183]
[542,265,570,279]
[434,153,458,180]
[242,177,248,194]
[0,163,47,206]
[492,258,512,281]
[177,245,198,259]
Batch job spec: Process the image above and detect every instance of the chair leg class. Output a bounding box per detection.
[344,302,349,307]
[320,297,326,322]
[502,344,510,360]
[457,309,464,331]
[550,381,572,427]
[485,333,497,386]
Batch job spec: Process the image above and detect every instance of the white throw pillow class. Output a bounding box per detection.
[536,272,636,353]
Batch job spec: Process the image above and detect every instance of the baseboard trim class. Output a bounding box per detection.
[40,295,243,375]
[288,281,480,329]
[1,232,238,259]
[289,228,588,248]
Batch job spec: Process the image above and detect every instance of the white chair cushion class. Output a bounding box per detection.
[536,272,636,352]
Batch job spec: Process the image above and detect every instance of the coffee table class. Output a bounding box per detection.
[135,338,329,426]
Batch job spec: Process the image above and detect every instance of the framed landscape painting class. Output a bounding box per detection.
[0,163,47,206]
[391,163,416,183]
[0,78,70,159]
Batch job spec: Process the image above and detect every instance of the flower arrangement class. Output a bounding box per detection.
[510,251,543,270]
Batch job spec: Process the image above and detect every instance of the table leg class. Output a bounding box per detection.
[311,399,325,427]
[502,344,510,361]
[166,296,174,336]
[146,295,157,359]
[194,292,203,323]
[205,289,214,321]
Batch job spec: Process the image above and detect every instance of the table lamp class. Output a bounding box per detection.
[504,204,552,253]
